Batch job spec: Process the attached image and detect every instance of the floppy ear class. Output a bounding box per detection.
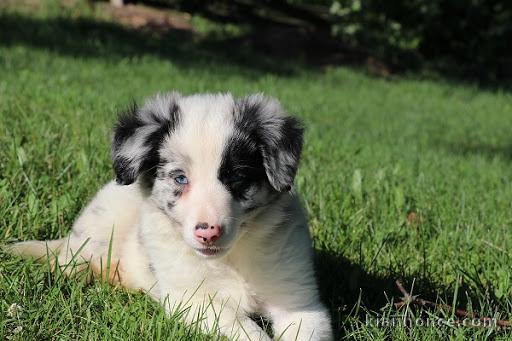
[236,94,304,192]
[111,92,181,185]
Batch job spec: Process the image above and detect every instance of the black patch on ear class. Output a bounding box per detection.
[137,111,175,188]
[221,95,304,195]
[112,97,181,187]
[112,103,143,185]
[262,115,304,192]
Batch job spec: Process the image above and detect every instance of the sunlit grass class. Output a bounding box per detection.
[1,2,511,340]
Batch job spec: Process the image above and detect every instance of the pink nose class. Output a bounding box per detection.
[194,223,222,245]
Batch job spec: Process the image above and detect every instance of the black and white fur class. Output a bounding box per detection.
[8,93,333,340]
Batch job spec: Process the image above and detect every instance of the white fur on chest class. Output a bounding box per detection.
[134,200,301,315]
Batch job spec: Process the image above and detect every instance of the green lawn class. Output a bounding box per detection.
[1,2,512,340]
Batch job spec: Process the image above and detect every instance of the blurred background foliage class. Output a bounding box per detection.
[124,0,511,85]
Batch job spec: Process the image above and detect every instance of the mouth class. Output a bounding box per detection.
[194,247,225,257]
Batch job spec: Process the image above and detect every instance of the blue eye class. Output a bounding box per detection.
[174,175,189,185]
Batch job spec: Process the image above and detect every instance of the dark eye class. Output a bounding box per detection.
[229,172,245,183]
[174,175,189,185]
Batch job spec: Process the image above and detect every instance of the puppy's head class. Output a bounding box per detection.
[112,92,303,258]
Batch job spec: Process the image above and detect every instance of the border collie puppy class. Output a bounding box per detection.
[8,93,333,340]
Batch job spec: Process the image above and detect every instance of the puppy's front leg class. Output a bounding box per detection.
[266,304,333,341]
[162,295,270,341]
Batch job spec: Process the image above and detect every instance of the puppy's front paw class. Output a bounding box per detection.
[269,306,333,341]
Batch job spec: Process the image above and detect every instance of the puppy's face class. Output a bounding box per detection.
[112,93,303,258]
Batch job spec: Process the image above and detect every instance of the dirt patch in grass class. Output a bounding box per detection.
[98,3,194,33]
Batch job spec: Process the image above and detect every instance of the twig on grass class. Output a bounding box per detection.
[394,280,511,328]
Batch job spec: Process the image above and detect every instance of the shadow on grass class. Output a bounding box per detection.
[0,12,298,77]
[0,10,409,82]
[1,10,510,92]
[314,249,508,337]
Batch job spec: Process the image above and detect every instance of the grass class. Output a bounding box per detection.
[1,1,512,340]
